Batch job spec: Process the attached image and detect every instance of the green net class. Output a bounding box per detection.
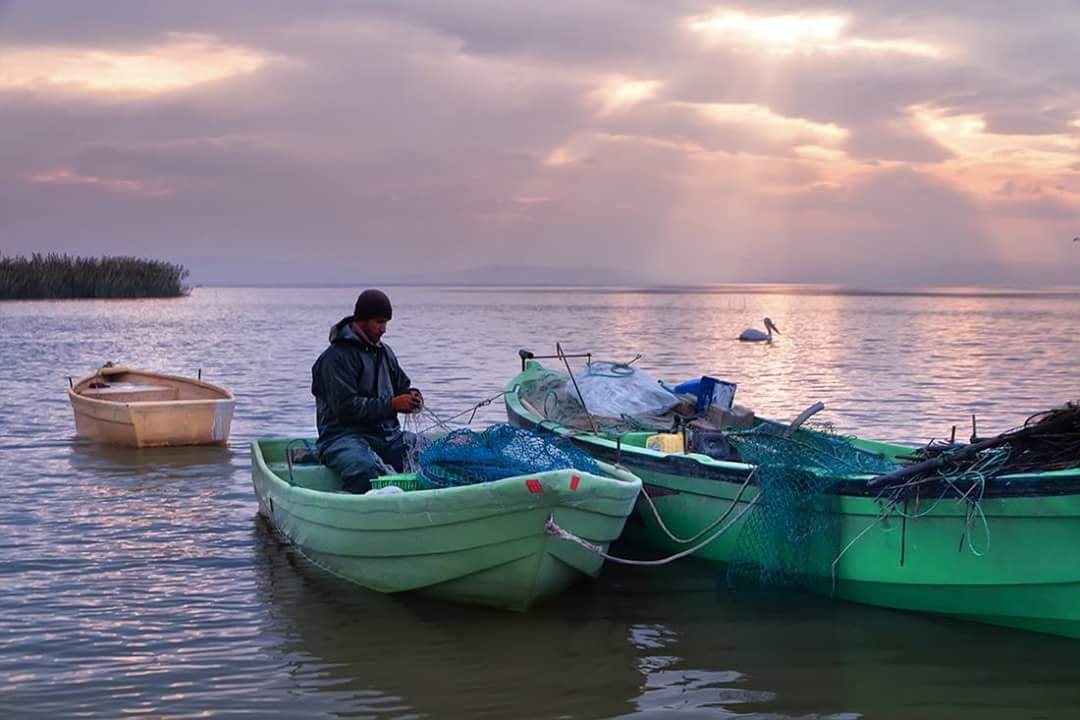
[724,423,898,594]
[518,364,907,594]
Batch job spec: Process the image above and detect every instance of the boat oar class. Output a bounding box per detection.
[867,405,1080,488]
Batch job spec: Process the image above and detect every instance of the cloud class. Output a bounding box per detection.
[590,76,662,115]
[30,168,172,196]
[0,1,1078,286]
[0,34,267,96]
[772,169,1008,285]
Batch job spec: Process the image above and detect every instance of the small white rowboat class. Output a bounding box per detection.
[68,365,235,448]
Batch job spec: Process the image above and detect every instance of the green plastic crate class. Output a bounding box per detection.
[369,475,421,492]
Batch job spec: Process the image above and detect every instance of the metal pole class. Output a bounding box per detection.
[557,342,598,434]
[519,349,591,369]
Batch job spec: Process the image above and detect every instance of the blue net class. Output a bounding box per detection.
[417,423,602,489]
[724,423,898,594]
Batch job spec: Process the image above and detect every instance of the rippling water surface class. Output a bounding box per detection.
[2,286,1079,719]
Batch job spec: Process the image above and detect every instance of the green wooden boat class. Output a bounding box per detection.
[250,438,642,612]
[505,359,1080,639]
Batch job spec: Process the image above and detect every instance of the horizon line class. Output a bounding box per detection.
[192,281,1080,299]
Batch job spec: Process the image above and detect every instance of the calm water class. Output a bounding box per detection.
[2,285,1080,719]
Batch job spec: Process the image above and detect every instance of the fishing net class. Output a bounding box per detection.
[724,423,898,594]
[718,403,1080,593]
[414,423,601,490]
[875,403,1080,496]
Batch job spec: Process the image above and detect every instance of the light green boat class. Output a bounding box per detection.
[250,438,642,612]
[505,359,1080,639]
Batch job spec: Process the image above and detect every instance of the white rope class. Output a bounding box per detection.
[544,496,759,566]
[635,469,756,544]
[828,509,890,595]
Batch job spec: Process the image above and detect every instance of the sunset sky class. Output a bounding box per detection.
[1,1,1078,286]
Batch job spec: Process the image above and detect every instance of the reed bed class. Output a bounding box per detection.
[0,253,190,299]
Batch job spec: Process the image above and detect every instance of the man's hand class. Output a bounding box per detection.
[392,392,422,414]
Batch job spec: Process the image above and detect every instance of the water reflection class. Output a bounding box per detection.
[252,515,649,718]
[4,287,1080,719]
[67,441,236,478]
[597,560,1080,720]
[254,512,1080,720]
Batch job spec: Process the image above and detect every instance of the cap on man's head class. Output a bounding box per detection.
[353,289,393,321]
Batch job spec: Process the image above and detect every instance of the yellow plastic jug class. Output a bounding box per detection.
[645,433,684,453]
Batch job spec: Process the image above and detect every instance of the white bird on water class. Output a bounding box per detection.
[739,317,780,342]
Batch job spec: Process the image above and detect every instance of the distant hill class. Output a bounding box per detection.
[197,263,645,288]
[382,264,643,287]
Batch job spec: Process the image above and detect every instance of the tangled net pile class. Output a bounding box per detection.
[413,423,601,490]
[871,402,1080,499]
[724,423,898,594]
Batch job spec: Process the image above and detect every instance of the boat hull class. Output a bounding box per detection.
[251,438,642,611]
[506,360,1080,638]
[627,474,1080,639]
[68,367,234,447]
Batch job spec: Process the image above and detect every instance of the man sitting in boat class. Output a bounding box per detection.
[311,289,423,493]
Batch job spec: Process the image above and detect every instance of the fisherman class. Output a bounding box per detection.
[311,289,423,493]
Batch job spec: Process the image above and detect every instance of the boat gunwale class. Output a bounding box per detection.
[251,437,643,514]
[68,392,235,409]
[69,367,235,406]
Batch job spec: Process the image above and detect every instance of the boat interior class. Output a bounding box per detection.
[513,368,931,473]
[515,369,1080,496]
[259,439,419,493]
[74,367,230,403]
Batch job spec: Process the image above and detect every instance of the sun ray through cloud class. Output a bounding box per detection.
[686,8,945,58]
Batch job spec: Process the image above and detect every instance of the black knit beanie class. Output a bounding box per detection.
[353,289,393,320]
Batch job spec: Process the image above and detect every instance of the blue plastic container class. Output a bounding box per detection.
[672,376,737,413]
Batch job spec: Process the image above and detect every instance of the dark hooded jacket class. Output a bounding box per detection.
[311,316,412,448]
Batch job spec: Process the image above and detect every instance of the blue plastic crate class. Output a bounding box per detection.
[672,376,737,413]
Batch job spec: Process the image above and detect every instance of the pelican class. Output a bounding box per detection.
[739,317,780,343]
